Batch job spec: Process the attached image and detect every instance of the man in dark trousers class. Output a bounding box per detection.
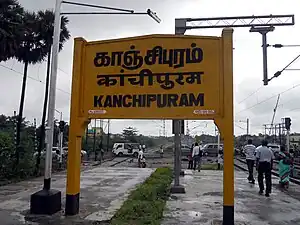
[244,139,256,184]
[256,140,274,197]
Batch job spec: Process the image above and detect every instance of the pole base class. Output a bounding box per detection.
[170,185,185,194]
[223,205,234,225]
[65,193,80,216]
[30,189,61,215]
[180,170,185,176]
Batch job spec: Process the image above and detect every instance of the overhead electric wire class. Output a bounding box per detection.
[0,64,71,95]
[237,86,263,104]
[236,82,300,115]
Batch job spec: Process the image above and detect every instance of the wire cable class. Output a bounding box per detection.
[236,83,300,115]
[0,64,71,95]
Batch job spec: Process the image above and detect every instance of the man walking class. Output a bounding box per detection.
[192,142,202,171]
[256,140,274,197]
[244,139,256,184]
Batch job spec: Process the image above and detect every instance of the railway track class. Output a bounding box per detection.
[234,157,300,185]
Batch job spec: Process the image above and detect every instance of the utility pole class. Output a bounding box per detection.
[93,119,97,161]
[34,118,37,154]
[30,0,161,216]
[58,112,63,168]
[246,118,249,136]
[107,119,110,152]
[13,111,17,149]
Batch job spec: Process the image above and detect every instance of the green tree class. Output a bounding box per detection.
[36,10,70,172]
[0,0,24,62]
[122,127,138,143]
[14,11,48,164]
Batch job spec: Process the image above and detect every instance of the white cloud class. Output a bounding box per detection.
[2,0,300,136]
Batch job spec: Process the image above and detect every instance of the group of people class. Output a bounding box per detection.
[188,143,203,171]
[187,142,223,171]
[244,139,294,197]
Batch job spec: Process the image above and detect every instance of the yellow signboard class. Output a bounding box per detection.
[66,30,233,217]
[76,34,223,119]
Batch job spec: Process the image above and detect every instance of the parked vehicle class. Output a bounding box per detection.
[181,144,192,160]
[202,143,223,157]
[112,142,140,157]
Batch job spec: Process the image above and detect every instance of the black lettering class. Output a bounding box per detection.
[122,45,143,70]
[94,52,111,67]
[186,43,203,64]
[173,49,185,68]
[157,94,167,108]
[112,95,122,107]
[179,94,189,107]
[168,94,178,107]
[144,46,163,65]
[94,95,103,107]
[123,95,132,107]
[133,95,143,107]
[142,95,146,107]
[189,93,204,106]
[103,96,112,107]
[111,51,123,66]
[163,49,174,67]
[146,94,157,107]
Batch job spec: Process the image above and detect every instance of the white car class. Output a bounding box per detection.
[62,147,87,158]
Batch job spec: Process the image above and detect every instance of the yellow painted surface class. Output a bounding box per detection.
[66,32,234,209]
[215,29,234,207]
[78,34,222,119]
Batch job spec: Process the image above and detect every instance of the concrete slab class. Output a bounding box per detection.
[0,166,154,225]
[161,170,300,225]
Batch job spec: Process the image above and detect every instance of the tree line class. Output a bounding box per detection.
[1,0,70,168]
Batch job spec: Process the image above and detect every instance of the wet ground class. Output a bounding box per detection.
[161,170,300,225]
[0,166,154,225]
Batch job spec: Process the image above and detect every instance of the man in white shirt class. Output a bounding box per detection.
[256,140,274,197]
[192,142,202,171]
[138,148,144,168]
[244,139,256,184]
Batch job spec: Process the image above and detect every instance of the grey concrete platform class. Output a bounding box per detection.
[0,166,154,225]
[162,170,300,225]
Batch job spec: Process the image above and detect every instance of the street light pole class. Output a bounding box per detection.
[31,0,161,216]
[30,0,63,215]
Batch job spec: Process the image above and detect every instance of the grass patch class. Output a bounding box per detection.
[201,163,223,170]
[111,167,173,225]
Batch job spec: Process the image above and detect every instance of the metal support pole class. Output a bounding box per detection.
[44,0,62,190]
[262,32,268,85]
[174,120,180,186]
[287,130,290,153]
[34,118,37,151]
[170,20,186,194]
[246,118,249,136]
[59,112,63,168]
[107,119,110,152]
[93,119,97,161]
[249,26,275,86]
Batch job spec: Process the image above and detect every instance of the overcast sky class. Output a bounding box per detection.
[1,0,300,136]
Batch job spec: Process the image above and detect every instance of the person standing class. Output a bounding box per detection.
[160,145,164,158]
[244,139,256,184]
[256,140,274,197]
[192,143,202,171]
[278,145,293,189]
[138,147,144,168]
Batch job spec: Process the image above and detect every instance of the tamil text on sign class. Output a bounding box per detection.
[79,35,223,119]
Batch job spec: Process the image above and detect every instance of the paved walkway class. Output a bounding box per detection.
[0,166,153,225]
[162,170,300,225]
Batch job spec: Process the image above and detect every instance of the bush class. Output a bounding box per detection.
[111,167,173,225]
